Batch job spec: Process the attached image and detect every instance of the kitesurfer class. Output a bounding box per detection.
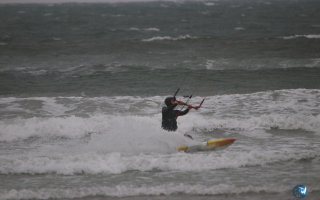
[161,96,200,132]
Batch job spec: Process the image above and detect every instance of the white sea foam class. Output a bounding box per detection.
[0,96,163,118]
[0,131,319,175]
[0,90,319,176]
[1,109,319,142]
[181,113,320,135]
[144,27,160,32]
[1,89,320,143]
[142,35,196,42]
[129,27,160,32]
[0,184,294,199]
[282,34,320,40]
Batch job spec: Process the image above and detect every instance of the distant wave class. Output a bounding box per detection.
[204,58,320,70]
[129,27,160,32]
[282,34,320,40]
[142,35,197,42]
[0,184,296,199]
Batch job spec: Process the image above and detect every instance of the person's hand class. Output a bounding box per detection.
[193,105,201,110]
[195,105,201,110]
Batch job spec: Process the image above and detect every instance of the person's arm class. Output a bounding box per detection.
[176,108,190,117]
[175,100,190,107]
[175,100,201,110]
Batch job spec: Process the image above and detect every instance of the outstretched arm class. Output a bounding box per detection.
[175,100,201,110]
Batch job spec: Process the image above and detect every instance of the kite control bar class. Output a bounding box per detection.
[173,88,205,110]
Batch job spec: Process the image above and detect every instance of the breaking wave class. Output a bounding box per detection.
[2,183,312,200]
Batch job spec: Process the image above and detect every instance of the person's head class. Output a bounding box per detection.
[164,97,177,107]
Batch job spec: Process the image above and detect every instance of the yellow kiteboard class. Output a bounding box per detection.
[177,138,236,153]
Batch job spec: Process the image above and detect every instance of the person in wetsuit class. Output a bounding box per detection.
[161,97,200,132]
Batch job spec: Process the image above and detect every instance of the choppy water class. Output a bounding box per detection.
[0,0,320,199]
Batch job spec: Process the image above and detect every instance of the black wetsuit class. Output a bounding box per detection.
[162,105,189,131]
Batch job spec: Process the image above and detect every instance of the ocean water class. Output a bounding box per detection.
[0,0,320,199]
